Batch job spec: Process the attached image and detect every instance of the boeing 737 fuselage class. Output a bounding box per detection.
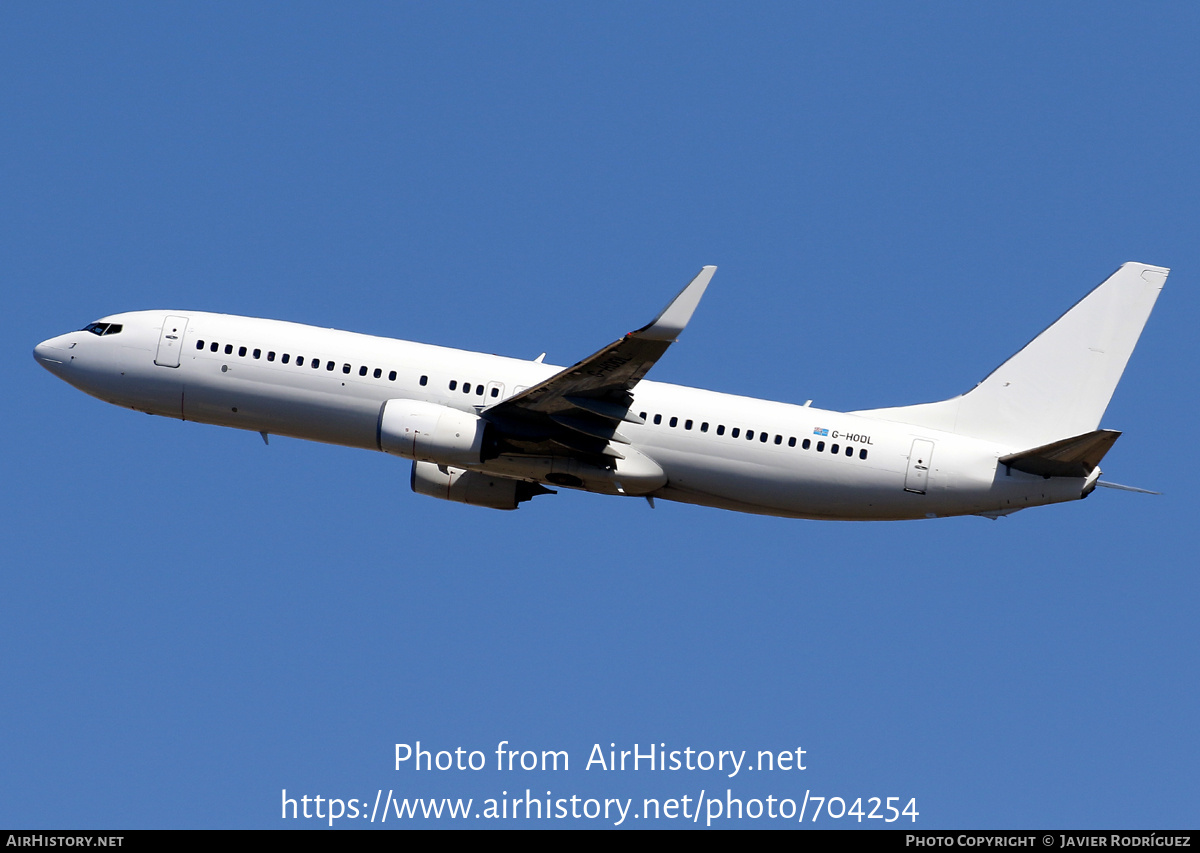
[33,263,1167,519]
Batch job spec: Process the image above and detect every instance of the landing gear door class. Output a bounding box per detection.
[905,439,934,494]
[154,316,189,368]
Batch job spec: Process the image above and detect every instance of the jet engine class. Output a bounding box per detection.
[377,399,490,467]
[410,461,553,510]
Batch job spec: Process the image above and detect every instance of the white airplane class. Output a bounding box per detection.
[34,262,1166,520]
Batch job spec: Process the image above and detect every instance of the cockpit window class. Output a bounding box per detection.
[81,322,123,336]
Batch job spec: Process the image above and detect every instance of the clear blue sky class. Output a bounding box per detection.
[4,3,1197,828]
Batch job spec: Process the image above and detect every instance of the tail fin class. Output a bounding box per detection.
[853,262,1168,448]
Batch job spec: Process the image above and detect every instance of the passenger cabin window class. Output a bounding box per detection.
[267,351,275,362]
[731,428,740,438]
[196,340,204,350]
[359,366,368,376]
[802,438,811,449]
[669,417,678,428]
[653,414,662,425]
[326,361,335,371]
[253,349,261,359]
[391,371,398,381]
[717,425,725,435]
[238,346,247,357]
[419,375,426,385]
[449,380,458,390]
[859,449,868,460]
[225,344,233,355]
[211,342,219,352]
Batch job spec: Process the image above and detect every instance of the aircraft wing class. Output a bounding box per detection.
[482,266,715,462]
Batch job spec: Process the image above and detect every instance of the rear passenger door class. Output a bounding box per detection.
[904,439,934,494]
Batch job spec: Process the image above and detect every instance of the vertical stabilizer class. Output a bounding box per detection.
[853,263,1168,448]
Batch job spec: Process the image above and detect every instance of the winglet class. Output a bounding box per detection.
[635,266,716,341]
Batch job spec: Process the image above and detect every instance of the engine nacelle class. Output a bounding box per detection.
[377,399,487,467]
[410,461,552,510]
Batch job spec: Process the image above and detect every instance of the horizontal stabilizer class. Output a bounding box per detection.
[1097,480,1161,495]
[999,429,1120,478]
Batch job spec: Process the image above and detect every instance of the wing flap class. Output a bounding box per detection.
[549,413,631,444]
[565,395,647,425]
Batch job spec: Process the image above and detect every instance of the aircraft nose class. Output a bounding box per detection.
[33,335,70,374]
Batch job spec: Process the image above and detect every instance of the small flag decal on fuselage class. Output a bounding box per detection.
[813,427,829,436]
